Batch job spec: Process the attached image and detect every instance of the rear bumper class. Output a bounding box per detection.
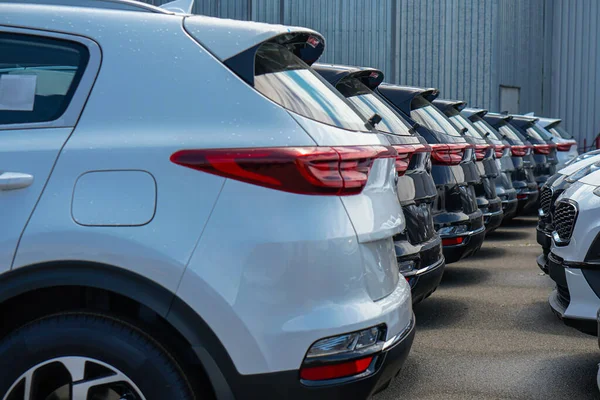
[483,209,504,233]
[501,198,518,219]
[516,188,539,213]
[442,225,485,264]
[229,319,416,400]
[404,251,445,305]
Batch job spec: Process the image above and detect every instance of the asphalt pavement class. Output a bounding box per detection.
[376,216,600,400]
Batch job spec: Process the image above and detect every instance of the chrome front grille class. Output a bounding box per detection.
[553,201,577,243]
[539,186,553,215]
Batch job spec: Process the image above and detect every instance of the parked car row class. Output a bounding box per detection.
[0,0,582,398]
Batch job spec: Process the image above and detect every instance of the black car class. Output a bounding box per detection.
[484,113,539,214]
[433,100,504,233]
[313,64,445,304]
[509,115,558,190]
[376,84,485,264]
[462,107,519,220]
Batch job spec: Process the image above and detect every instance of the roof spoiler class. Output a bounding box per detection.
[184,16,325,85]
[159,0,193,13]
[376,84,440,115]
[536,116,562,130]
[462,107,488,120]
[431,98,467,113]
[312,64,384,90]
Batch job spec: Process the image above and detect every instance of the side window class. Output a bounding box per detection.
[0,33,89,125]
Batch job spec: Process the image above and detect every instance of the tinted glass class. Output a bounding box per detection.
[0,33,89,125]
[335,77,412,135]
[411,97,461,137]
[450,114,483,140]
[254,43,368,132]
[473,119,502,141]
[526,125,548,141]
[528,125,551,141]
[499,123,524,142]
[550,125,572,139]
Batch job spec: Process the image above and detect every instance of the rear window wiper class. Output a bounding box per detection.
[366,113,383,129]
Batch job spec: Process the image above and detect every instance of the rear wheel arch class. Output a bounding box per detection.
[0,260,237,399]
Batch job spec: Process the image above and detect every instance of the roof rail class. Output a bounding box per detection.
[0,0,171,14]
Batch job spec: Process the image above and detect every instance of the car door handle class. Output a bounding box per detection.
[0,172,34,190]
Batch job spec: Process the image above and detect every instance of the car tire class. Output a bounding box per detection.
[0,312,195,400]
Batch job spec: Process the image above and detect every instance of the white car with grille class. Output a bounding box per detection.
[546,168,600,335]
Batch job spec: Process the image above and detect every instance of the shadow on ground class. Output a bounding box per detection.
[440,265,492,287]
[467,246,507,261]
[502,217,538,229]
[485,229,531,241]
[413,296,470,330]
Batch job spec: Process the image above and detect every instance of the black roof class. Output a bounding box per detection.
[376,84,440,115]
[431,98,467,113]
[462,107,488,120]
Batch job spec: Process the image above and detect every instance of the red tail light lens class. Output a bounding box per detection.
[533,144,552,155]
[170,146,396,196]
[300,356,373,381]
[556,141,577,151]
[474,144,492,161]
[511,145,529,157]
[494,144,508,158]
[442,237,464,246]
[393,145,415,176]
[430,143,468,165]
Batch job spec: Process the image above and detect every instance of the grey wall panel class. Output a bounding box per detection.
[391,0,496,110]
[497,0,546,115]
[144,0,251,19]
[549,0,600,147]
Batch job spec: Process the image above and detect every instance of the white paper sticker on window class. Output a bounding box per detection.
[0,74,38,111]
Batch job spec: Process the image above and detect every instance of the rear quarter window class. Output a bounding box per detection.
[253,42,368,132]
[0,33,89,125]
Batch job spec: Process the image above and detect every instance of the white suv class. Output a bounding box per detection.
[0,1,414,398]
[546,168,600,335]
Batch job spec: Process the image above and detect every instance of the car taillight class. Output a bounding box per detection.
[533,144,552,155]
[430,143,468,165]
[393,145,415,176]
[474,144,491,161]
[556,141,577,151]
[170,146,396,196]
[300,356,374,381]
[510,145,529,157]
[494,144,507,158]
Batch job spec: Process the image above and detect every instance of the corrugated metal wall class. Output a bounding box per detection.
[392,0,497,110]
[496,0,546,114]
[140,0,600,145]
[546,0,600,147]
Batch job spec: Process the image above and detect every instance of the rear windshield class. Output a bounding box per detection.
[550,125,573,139]
[335,77,412,135]
[410,96,460,136]
[498,123,524,142]
[410,97,462,137]
[472,118,503,141]
[253,42,368,132]
[526,125,548,141]
[449,114,484,140]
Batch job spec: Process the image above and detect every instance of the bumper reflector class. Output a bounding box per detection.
[442,237,464,246]
[300,356,373,381]
[517,194,528,200]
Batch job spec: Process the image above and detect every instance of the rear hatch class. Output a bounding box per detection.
[377,84,480,216]
[313,64,437,244]
[184,18,405,300]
